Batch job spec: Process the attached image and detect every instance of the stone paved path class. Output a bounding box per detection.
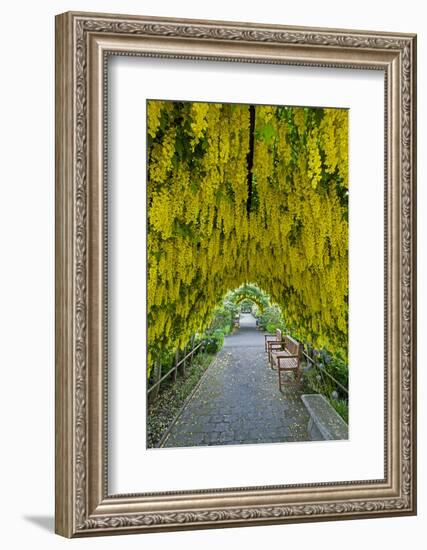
[161,314,310,448]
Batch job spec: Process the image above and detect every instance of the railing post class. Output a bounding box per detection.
[181,345,187,377]
[189,336,195,367]
[156,359,162,394]
[149,358,161,401]
[173,349,179,382]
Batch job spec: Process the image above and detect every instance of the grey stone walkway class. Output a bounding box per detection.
[161,314,310,448]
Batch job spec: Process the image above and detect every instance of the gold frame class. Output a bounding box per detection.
[55,11,417,537]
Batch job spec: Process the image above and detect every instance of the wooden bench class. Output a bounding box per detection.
[264,328,281,352]
[268,333,302,391]
[301,394,348,441]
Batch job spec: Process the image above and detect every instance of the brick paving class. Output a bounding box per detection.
[161,314,310,448]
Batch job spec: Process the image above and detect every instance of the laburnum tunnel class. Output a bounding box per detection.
[146,101,348,378]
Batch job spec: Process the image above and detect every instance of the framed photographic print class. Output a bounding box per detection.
[55,11,417,537]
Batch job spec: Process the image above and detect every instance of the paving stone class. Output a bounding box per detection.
[207,431,221,444]
[219,431,235,443]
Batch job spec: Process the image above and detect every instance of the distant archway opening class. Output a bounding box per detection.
[227,283,270,314]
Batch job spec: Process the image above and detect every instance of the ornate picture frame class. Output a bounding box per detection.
[55,11,417,537]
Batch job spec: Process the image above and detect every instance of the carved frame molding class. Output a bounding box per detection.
[55,11,416,537]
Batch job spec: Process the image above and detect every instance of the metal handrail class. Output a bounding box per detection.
[147,341,203,395]
[302,350,348,395]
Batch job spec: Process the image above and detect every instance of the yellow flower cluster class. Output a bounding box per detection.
[307,128,322,189]
[146,100,349,377]
[147,101,163,138]
[320,108,349,187]
[189,102,210,150]
[149,127,176,185]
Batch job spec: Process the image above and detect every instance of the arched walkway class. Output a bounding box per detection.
[161,314,309,447]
